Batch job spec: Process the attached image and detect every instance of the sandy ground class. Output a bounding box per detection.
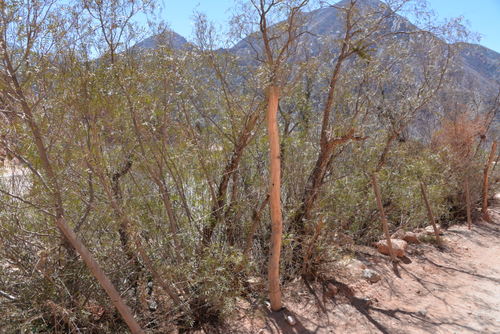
[225,195,500,334]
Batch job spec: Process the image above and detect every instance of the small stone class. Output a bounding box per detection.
[417,309,427,317]
[362,269,381,283]
[285,315,296,326]
[376,239,408,257]
[361,297,374,306]
[148,300,158,311]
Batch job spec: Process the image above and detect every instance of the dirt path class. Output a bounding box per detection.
[228,195,500,334]
[347,198,500,334]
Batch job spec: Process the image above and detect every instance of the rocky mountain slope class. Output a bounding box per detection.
[229,0,499,100]
[135,0,500,121]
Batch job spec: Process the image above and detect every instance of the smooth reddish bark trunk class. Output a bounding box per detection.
[267,85,283,311]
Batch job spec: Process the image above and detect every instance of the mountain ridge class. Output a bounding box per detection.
[133,0,500,106]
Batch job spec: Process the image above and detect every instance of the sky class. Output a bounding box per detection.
[153,0,500,53]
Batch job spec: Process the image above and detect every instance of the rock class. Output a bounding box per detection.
[402,231,420,244]
[345,258,367,275]
[425,225,443,235]
[362,269,381,283]
[325,283,338,297]
[493,193,500,205]
[360,297,374,306]
[376,239,407,257]
[285,315,296,326]
[391,229,406,239]
[392,230,420,244]
[148,300,158,311]
[416,232,426,241]
[417,309,427,317]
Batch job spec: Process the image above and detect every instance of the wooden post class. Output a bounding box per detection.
[371,172,396,261]
[465,177,472,230]
[419,181,442,245]
[482,141,497,222]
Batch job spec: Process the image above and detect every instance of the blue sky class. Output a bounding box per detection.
[154,0,500,52]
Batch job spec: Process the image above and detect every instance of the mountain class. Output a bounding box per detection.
[228,0,499,89]
[455,42,500,84]
[133,30,188,50]
[134,0,500,122]
[229,0,419,58]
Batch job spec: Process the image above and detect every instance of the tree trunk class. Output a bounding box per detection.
[371,172,396,261]
[267,85,283,312]
[419,181,442,245]
[111,161,135,257]
[286,131,361,274]
[243,195,269,261]
[465,177,472,230]
[135,238,182,306]
[290,146,332,234]
[55,218,144,334]
[202,110,260,246]
[482,141,497,222]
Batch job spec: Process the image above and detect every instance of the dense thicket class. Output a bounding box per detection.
[0,0,498,332]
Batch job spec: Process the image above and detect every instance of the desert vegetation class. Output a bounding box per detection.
[0,0,498,333]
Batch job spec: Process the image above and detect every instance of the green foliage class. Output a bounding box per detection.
[0,0,493,332]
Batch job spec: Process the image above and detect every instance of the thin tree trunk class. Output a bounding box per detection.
[127,99,181,247]
[419,181,442,245]
[55,218,144,334]
[202,110,260,245]
[482,141,497,222]
[243,195,269,261]
[267,85,283,312]
[465,177,472,230]
[294,134,360,227]
[111,160,138,265]
[135,238,182,306]
[376,134,397,172]
[371,172,396,261]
